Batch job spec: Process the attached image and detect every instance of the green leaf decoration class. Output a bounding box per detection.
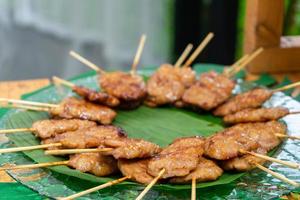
[273,77,293,96]
[253,73,277,87]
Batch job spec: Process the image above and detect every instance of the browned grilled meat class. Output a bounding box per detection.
[182,71,235,111]
[118,158,155,184]
[32,119,96,139]
[103,138,161,159]
[68,153,118,176]
[145,64,185,107]
[220,148,267,172]
[52,125,127,149]
[205,121,285,161]
[169,157,223,183]
[174,66,196,88]
[72,86,120,107]
[204,128,259,160]
[223,107,289,124]
[50,97,117,124]
[99,71,146,109]
[214,88,273,116]
[147,136,205,179]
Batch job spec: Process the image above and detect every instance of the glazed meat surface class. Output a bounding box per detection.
[204,128,258,160]
[223,107,289,124]
[145,64,185,107]
[220,148,267,172]
[118,159,154,184]
[174,66,196,88]
[32,119,96,139]
[147,137,205,179]
[103,138,161,159]
[73,86,120,107]
[214,88,273,116]
[68,153,118,176]
[52,125,127,149]
[50,97,117,124]
[182,71,235,110]
[99,71,146,107]
[170,157,223,183]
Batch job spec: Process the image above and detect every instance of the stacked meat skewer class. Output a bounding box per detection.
[1,33,300,200]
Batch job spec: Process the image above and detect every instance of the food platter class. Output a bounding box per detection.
[0,64,300,199]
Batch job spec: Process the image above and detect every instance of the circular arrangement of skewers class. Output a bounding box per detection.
[0,33,300,200]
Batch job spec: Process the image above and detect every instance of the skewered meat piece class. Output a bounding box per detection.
[103,138,161,159]
[220,148,267,172]
[204,128,259,160]
[68,153,118,176]
[72,86,120,107]
[182,71,235,111]
[223,107,289,124]
[32,119,96,139]
[214,88,273,116]
[174,66,196,88]
[99,72,146,109]
[51,125,127,149]
[169,157,223,183]
[118,158,155,184]
[147,137,205,179]
[231,121,286,151]
[50,97,117,124]
[145,64,185,107]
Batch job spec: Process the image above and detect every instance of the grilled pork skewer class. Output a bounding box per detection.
[145,33,213,107]
[53,76,120,107]
[0,97,117,124]
[223,107,300,124]
[182,48,263,111]
[70,35,147,109]
[214,81,300,117]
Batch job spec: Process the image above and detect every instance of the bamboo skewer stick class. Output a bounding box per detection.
[272,81,300,92]
[224,54,249,76]
[60,176,130,200]
[191,177,196,200]
[276,134,300,140]
[2,104,51,112]
[131,34,147,75]
[69,51,106,74]
[174,43,193,68]
[52,76,75,88]
[240,150,300,169]
[228,47,264,77]
[0,98,57,108]
[45,148,113,155]
[183,32,214,67]
[0,143,62,154]
[0,160,69,171]
[254,163,299,187]
[135,168,165,200]
[0,128,34,134]
[289,111,300,115]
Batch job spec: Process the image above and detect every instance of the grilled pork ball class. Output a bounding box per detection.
[147,137,205,179]
[214,88,273,116]
[99,71,146,109]
[223,107,289,124]
[32,119,96,139]
[51,125,127,149]
[182,71,235,111]
[103,138,161,159]
[220,148,267,172]
[118,158,155,184]
[72,86,120,107]
[50,97,117,124]
[68,153,118,176]
[170,157,223,183]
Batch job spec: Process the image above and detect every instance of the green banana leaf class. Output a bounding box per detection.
[0,64,295,194]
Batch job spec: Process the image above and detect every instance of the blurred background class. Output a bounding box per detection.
[0,0,300,80]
